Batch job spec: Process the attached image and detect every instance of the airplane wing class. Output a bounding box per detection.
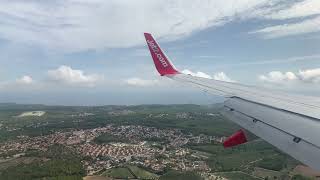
[144,33,320,170]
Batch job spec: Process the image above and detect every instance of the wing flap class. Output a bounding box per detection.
[221,99,320,170]
[224,97,320,148]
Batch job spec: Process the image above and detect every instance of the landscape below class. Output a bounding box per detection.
[0,103,314,180]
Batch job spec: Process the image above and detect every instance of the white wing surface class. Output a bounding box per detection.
[144,33,320,170]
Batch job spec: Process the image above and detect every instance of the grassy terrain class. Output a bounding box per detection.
[159,170,203,180]
[94,133,130,144]
[292,174,315,180]
[0,157,43,170]
[211,151,267,171]
[128,165,159,179]
[0,159,84,180]
[101,166,158,179]
[188,140,284,172]
[101,167,134,179]
[83,176,110,180]
[253,167,283,179]
[215,171,261,180]
[0,145,85,180]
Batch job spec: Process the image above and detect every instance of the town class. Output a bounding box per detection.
[0,124,225,176]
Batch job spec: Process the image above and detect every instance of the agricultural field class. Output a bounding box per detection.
[83,176,110,180]
[215,171,261,180]
[101,167,135,179]
[253,167,283,179]
[101,166,158,179]
[128,166,159,179]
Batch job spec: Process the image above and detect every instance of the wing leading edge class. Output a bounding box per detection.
[144,33,320,170]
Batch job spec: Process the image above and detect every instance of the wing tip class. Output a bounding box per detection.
[144,33,180,76]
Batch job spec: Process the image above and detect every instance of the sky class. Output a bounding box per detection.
[0,0,319,105]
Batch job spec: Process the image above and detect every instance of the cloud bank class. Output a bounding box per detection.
[47,65,101,86]
[16,75,33,85]
[125,78,159,87]
[0,0,319,51]
[182,69,235,82]
[252,16,320,39]
[259,68,320,84]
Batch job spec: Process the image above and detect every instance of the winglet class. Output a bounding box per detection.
[144,33,179,76]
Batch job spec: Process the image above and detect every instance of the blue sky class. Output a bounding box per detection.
[0,0,319,105]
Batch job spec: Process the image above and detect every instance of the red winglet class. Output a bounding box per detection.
[223,129,248,148]
[144,33,179,76]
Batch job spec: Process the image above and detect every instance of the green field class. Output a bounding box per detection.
[128,166,158,179]
[101,166,158,179]
[0,145,85,180]
[215,171,261,180]
[188,140,283,172]
[102,167,135,179]
[94,133,130,144]
[0,159,84,180]
[159,170,202,180]
[0,157,42,170]
[253,167,283,179]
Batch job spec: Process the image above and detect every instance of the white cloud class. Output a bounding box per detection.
[298,68,320,83]
[252,16,320,38]
[16,75,33,85]
[259,68,320,84]
[0,75,36,90]
[218,54,320,67]
[0,0,284,51]
[266,0,320,20]
[259,71,297,83]
[0,0,318,50]
[213,72,235,82]
[182,69,212,79]
[125,78,159,87]
[182,69,234,82]
[249,0,320,38]
[47,65,101,86]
